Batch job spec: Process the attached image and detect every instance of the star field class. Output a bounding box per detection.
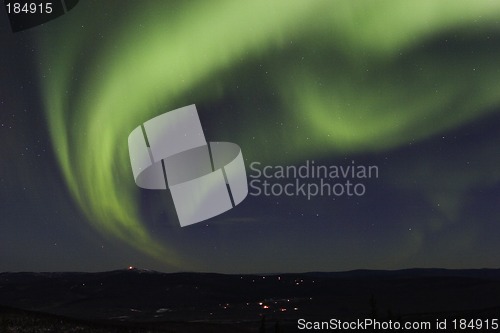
[0,0,499,273]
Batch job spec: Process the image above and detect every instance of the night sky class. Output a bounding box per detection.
[0,0,499,274]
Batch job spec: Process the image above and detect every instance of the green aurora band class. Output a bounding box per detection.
[38,0,500,267]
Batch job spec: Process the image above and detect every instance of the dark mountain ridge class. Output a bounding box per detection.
[1,268,500,331]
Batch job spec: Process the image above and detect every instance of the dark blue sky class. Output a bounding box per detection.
[0,1,499,273]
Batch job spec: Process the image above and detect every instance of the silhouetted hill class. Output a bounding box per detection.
[304,268,500,279]
[1,268,500,332]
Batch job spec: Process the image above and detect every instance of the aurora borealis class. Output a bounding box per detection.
[0,0,499,273]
